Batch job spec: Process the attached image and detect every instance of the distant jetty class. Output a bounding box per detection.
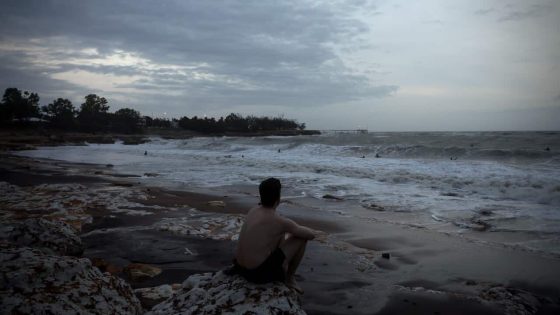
[325,129,368,134]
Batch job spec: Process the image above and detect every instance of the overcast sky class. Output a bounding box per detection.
[1,0,559,130]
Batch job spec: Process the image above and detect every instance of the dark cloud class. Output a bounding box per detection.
[0,0,395,113]
[0,52,91,103]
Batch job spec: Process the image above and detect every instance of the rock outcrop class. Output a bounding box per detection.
[148,271,306,315]
[135,284,180,310]
[125,263,162,281]
[155,214,243,241]
[0,245,143,314]
[91,257,123,275]
[0,218,83,256]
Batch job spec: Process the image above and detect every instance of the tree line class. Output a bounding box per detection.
[178,113,304,133]
[0,87,306,134]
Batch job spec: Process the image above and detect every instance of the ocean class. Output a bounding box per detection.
[16,131,560,256]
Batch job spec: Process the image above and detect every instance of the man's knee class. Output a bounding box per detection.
[287,234,308,246]
[281,235,306,254]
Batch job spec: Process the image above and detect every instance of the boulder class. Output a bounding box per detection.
[207,200,226,207]
[0,245,143,314]
[91,257,123,275]
[125,263,162,281]
[148,271,306,315]
[134,284,178,310]
[0,218,83,256]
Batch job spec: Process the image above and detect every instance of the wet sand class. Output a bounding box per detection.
[1,153,560,314]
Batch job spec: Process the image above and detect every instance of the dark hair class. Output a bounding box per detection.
[259,177,281,208]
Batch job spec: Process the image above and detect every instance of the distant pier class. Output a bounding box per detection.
[326,129,368,134]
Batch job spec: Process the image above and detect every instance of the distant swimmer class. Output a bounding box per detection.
[545,147,551,151]
[361,155,365,158]
[375,153,380,158]
[278,149,281,153]
[144,151,147,156]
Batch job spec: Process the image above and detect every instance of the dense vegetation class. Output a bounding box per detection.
[0,87,306,134]
[178,113,304,133]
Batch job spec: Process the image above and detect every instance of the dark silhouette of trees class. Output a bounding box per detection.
[41,98,76,130]
[144,116,172,128]
[0,88,40,124]
[112,108,142,134]
[178,113,304,133]
[224,113,249,131]
[77,94,110,132]
[179,116,223,133]
[1,87,309,135]
[144,116,153,128]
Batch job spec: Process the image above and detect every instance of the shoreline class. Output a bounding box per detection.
[2,153,560,314]
[0,128,321,151]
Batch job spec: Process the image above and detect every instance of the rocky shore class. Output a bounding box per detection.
[0,129,151,151]
[2,152,560,314]
[0,155,307,314]
[0,217,304,314]
[0,218,143,314]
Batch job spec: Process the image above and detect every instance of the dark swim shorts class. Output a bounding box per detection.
[234,248,286,284]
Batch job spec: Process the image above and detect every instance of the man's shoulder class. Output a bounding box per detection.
[271,213,290,227]
[253,207,286,222]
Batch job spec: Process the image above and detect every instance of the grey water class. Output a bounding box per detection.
[16,131,560,255]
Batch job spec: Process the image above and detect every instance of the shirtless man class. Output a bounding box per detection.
[234,178,317,293]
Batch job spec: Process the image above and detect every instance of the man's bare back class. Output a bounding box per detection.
[235,206,314,269]
[233,178,317,293]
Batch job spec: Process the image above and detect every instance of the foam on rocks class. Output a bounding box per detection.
[0,218,84,256]
[147,271,306,315]
[0,245,143,314]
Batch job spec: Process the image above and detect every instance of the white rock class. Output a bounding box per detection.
[0,245,143,314]
[479,286,541,315]
[148,271,306,315]
[134,284,175,309]
[155,214,243,241]
[0,218,83,256]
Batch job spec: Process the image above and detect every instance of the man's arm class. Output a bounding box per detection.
[282,218,316,240]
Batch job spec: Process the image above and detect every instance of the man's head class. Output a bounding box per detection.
[259,177,281,208]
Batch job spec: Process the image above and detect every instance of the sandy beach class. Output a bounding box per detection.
[1,148,560,315]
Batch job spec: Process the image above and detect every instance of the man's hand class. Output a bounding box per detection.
[311,229,328,243]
